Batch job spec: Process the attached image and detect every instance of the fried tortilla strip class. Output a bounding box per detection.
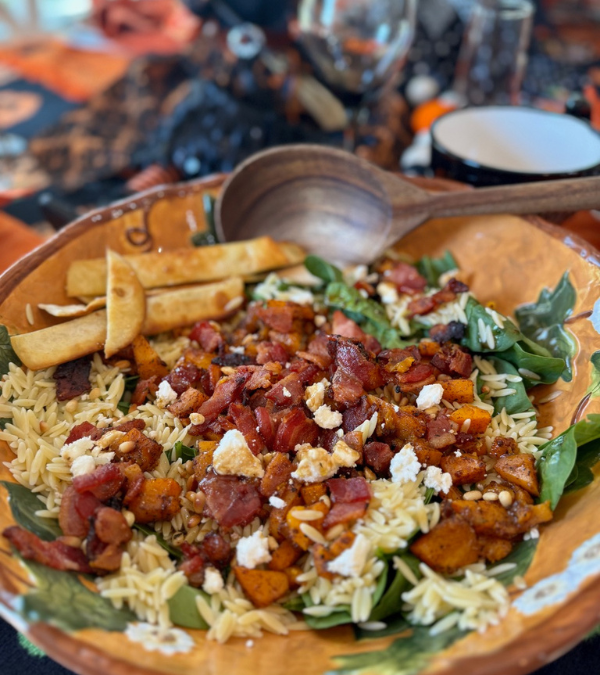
[105,249,145,358]
[11,311,108,371]
[66,237,305,297]
[38,296,106,318]
[11,278,245,370]
[143,277,244,334]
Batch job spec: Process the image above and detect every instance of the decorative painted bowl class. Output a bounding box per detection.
[1,173,600,675]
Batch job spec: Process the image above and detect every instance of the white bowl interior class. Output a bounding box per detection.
[433,107,600,174]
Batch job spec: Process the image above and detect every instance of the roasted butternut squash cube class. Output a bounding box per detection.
[267,484,302,541]
[233,567,290,608]
[410,517,479,574]
[395,406,428,440]
[449,405,491,434]
[412,439,442,467]
[285,502,329,550]
[128,478,181,524]
[441,379,474,404]
[132,335,169,380]
[193,441,217,482]
[313,544,335,580]
[182,348,214,370]
[329,530,356,557]
[167,387,208,419]
[418,340,440,357]
[268,540,302,571]
[260,453,294,498]
[495,454,539,496]
[285,566,303,588]
[478,535,513,563]
[440,454,487,485]
[301,483,327,505]
[450,499,519,538]
[489,436,518,458]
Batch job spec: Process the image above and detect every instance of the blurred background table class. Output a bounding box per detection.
[0,0,599,673]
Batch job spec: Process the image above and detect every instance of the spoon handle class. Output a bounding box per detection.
[425,174,600,219]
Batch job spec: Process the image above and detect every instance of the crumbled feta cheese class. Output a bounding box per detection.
[190,412,205,425]
[314,315,326,327]
[423,466,453,494]
[70,455,96,477]
[230,346,245,354]
[332,439,360,468]
[291,444,338,483]
[155,380,178,408]
[390,443,421,485]
[524,527,540,541]
[236,530,272,568]
[282,387,292,398]
[376,281,400,305]
[246,639,254,648]
[454,449,462,457]
[336,428,344,437]
[213,430,264,479]
[354,412,378,444]
[343,264,369,285]
[60,437,95,461]
[313,404,343,430]
[253,273,315,305]
[305,379,328,412]
[269,495,286,509]
[202,567,224,594]
[327,533,371,577]
[416,383,444,410]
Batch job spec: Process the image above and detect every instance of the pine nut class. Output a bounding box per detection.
[172,532,185,546]
[114,360,131,369]
[65,399,78,413]
[193,492,206,514]
[189,412,205,425]
[186,475,196,491]
[364,467,376,481]
[463,490,482,501]
[483,492,499,501]
[39,421,49,433]
[89,387,101,401]
[118,441,136,454]
[186,491,197,503]
[123,510,135,527]
[187,514,202,528]
[499,491,513,508]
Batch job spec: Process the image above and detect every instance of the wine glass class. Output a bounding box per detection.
[296,0,416,147]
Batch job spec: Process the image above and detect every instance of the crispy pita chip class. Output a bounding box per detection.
[143,277,244,335]
[105,249,146,358]
[11,278,245,370]
[11,311,107,371]
[38,296,106,318]
[66,237,305,297]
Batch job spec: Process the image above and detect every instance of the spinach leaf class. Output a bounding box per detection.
[301,592,352,629]
[168,441,197,463]
[538,415,600,509]
[133,523,183,560]
[0,417,11,430]
[587,351,600,398]
[354,614,411,641]
[116,400,130,415]
[461,297,521,353]
[487,357,533,415]
[16,559,135,632]
[124,375,139,392]
[325,282,409,349]
[168,585,209,629]
[416,251,458,287]
[191,194,218,247]
[370,554,419,622]
[333,625,467,675]
[283,596,306,612]
[487,539,537,586]
[565,436,600,494]
[0,325,20,376]
[1,481,62,541]
[304,255,344,284]
[502,339,565,388]
[515,272,576,381]
[424,487,435,504]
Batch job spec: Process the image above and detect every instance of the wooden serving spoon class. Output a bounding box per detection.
[215,144,600,266]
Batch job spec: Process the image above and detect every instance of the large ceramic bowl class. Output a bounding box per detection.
[1,173,600,675]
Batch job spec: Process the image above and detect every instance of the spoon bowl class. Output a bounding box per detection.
[215,144,600,266]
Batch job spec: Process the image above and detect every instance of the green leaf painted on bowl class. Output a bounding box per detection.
[331,625,467,675]
[168,585,209,629]
[514,272,576,381]
[133,523,183,560]
[587,351,600,398]
[15,559,135,632]
[1,482,62,541]
[191,194,218,247]
[487,357,533,416]
[304,255,344,284]
[564,436,600,495]
[0,325,20,376]
[416,251,458,287]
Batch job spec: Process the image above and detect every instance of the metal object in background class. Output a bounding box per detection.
[453,0,534,106]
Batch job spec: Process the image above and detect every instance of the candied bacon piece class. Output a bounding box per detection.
[59,486,92,538]
[426,414,456,449]
[306,334,333,368]
[256,301,315,333]
[260,453,294,497]
[190,372,253,434]
[364,441,394,474]
[64,421,101,445]
[3,526,92,574]
[273,408,319,453]
[327,477,371,504]
[256,341,288,365]
[200,473,262,528]
[398,362,435,384]
[202,532,232,569]
[229,402,264,454]
[266,372,304,406]
[165,362,202,395]
[212,353,254,367]
[384,262,428,295]
[331,310,381,355]
[255,406,275,449]
[189,321,224,352]
[179,554,205,587]
[331,369,364,407]
[431,344,473,378]
[94,507,132,546]
[89,543,123,573]
[342,396,377,433]
[73,464,124,500]
[53,356,92,401]
[323,502,367,529]
[407,296,436,316]
[167,387,208,419]
[123,465,145,506]
[448,278,469,293]
[246,364,282,391]
[429,322,466,343]
[319,429,338,453]
[287,360,320,385]
[130,376,159,407]
[378,346,420,371]
[113,419,146,434]
[328,337,386,390]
